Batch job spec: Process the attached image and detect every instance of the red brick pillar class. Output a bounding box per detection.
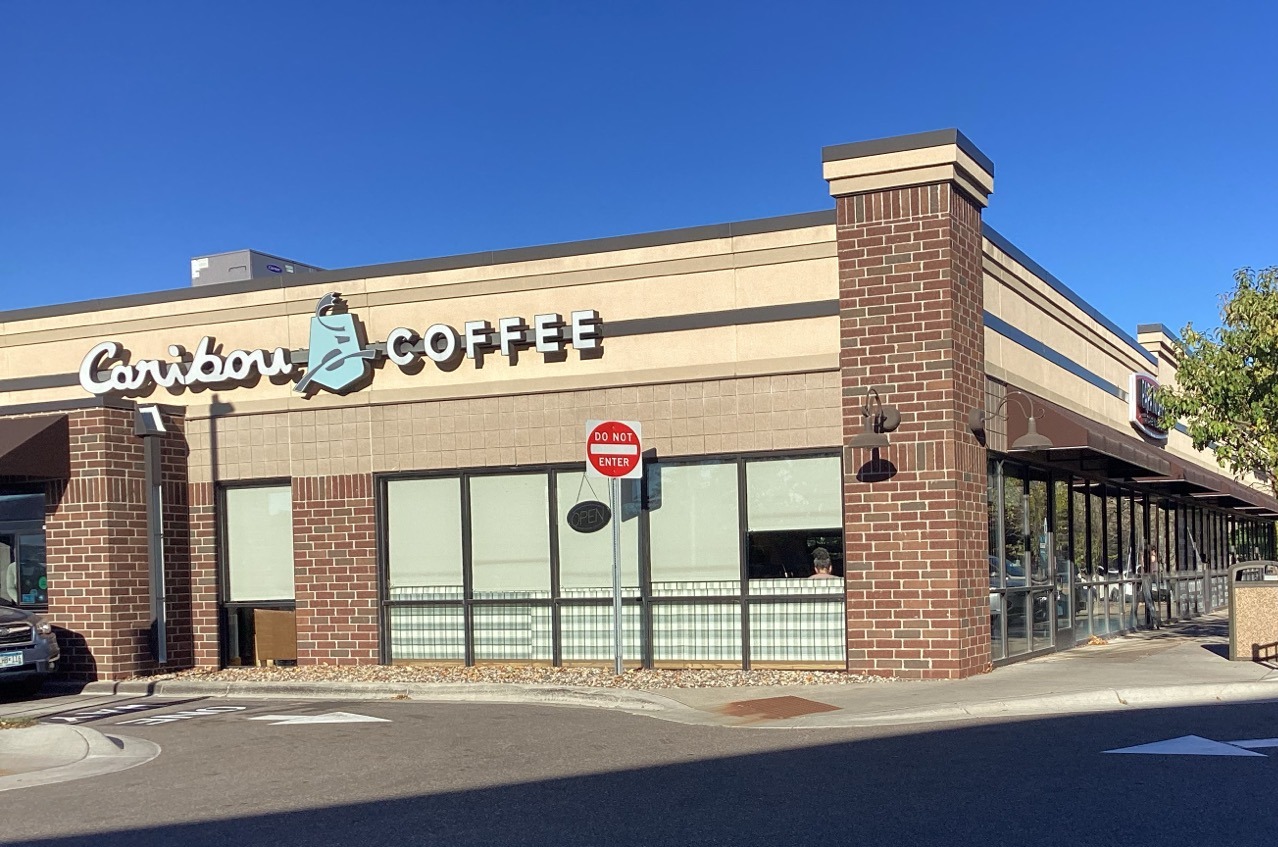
[824,131,994,679]
[293,474,379,664]
[188,481,220,668]
[46,406,190,679]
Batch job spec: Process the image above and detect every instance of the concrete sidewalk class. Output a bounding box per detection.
[0,724,160,791]
[69,612,1278,729]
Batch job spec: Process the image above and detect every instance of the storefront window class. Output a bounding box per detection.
[387,477,464,599]
[988,460,1001,585]
[224,485,294,602]
[469,473,551,596]
[1002,463,1027,581]
[1053,477,1072,636]
[555,470,640,593]
[221,484,295,667]
[0,493,46,608]
[1119,492,1133,575]
[648,460,739,592]
[1026,470,1050,586]
[745,456,843,585]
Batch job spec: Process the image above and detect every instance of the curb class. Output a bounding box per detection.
[77,679,681,714]
[803,680,1278,729]
[66,676,1278,729]
[0,725,160,792]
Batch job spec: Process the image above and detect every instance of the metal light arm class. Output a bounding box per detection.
[849,387,902,450]
[969,389,1054,451]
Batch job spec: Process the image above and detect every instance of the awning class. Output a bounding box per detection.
[0,414,69,479]
[1006,394,1173,479]
[1005,393,1278,515]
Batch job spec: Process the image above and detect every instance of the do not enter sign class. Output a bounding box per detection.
[585,419,642,479]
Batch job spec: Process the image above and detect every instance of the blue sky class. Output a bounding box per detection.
[2,1,1274,338]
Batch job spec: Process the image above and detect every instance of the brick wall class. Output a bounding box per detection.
[43,407,193,679]
[293,473,379,664]
[188,481,219,667]
[837,183,991,679]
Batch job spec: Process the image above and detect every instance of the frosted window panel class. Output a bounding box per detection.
[470,474,551,593]
[746,456,842,531]
[649,462,740,583]
[226,485,294,601]
[387,478,463,588]
[556,471,639,590]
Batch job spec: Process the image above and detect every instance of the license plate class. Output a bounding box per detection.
[0,651,23,669]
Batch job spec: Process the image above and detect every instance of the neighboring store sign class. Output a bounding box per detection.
[567,500,611,534]
[585,419,643,479]
[78,292,603,398]
[1129,372,1169,441]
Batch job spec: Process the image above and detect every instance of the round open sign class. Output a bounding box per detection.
[566,500,611,534]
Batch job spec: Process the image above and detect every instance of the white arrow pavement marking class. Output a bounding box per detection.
[1104,735,1266,757]
[1226,738,1278,749]
[246,712,391,726]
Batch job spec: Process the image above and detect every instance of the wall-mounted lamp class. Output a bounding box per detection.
[848,387,902,450]
[969,390,1054,451]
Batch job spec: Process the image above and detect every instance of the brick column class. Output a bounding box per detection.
[823,130,994,679]
[45,406,191,679]
[188,481,220,667]
[293,474,379,664]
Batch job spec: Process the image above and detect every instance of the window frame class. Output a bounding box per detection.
[376,447,844,669]
[216,478,296,667]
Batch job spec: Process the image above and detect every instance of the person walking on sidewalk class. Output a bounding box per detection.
[1141,545,1163,630]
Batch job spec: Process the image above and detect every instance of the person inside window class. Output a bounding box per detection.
[808,547,838,579]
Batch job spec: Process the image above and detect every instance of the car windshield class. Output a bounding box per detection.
[0,596,16,609]
[1005,561,1026,578]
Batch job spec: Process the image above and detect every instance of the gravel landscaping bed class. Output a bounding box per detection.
[143,664,894,689]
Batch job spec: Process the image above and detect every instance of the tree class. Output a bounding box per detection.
[1157,267,1278,494]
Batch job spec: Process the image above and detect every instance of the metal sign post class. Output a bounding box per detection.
[609,477,623,676]
[585,419,643,677]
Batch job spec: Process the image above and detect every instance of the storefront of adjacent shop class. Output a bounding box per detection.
[1,129,1275,681]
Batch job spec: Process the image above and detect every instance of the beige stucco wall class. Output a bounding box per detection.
[184,373,842,484]
[0,223,839,416]
[982,236,1260,488]
[0,207,1261,499]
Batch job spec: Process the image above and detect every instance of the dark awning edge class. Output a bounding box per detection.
[0,414,70,480]
[1005,392,1278,516]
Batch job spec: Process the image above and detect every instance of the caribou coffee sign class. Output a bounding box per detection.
[1129,372,1169,441]
[79,292,602,397]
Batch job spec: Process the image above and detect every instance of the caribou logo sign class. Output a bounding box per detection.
[78,292,602,398]
[1129,372,1169,441]
[294,293,377,394]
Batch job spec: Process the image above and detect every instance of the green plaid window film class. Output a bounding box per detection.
[389,605,465,661]
[559,605,643,661]
[748,601,846,663]
[653,603,742,662]
[472,602,553,661]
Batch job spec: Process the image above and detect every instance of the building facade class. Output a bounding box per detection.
[1,130,1274,681]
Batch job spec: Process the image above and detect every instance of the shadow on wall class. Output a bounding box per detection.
[51,625,97,681]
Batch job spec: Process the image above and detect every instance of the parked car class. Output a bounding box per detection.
[0,597,60,697]
[989,557,1051,624]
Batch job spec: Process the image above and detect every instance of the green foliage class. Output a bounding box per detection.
[1157,267,1278,492]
